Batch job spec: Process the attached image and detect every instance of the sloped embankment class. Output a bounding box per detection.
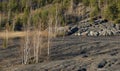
[0,36,120,71]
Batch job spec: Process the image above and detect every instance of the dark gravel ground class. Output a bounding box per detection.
[0,36,120,71]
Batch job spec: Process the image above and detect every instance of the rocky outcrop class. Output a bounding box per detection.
[74,21,120,36]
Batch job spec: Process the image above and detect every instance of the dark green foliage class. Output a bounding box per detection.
[14,18,23,31]
[82,0,90,6]
[1,0,120,31]
[104,3,119,20]
[0,2,2,12]
[74,0,82,5]
[115,18,120,24]
[90,5,100,18]
[90,0,97,6]
[8,0,19,12]
[0,1,8,13]
[0,18,7,28]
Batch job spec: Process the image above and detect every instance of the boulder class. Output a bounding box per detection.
[54,26,70,36]
[89,31,99,36]
[78,68,87,71]
[106,30,112,36]
[67,26,78,35]
[75,32,81,36]
[101,29,108,36]
[89,31,94,36]
[98,60,107,68]
[110,28,117,35]
[81,31,89,36]
[115,24,120,30]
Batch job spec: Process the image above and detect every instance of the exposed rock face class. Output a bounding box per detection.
[54,19,120,36]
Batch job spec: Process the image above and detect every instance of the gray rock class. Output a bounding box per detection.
[78,68,87,71]
[89,31,94,36]
[67,26,78,35]
[115,24,120,30]
[106,30,112,36]
[89,31,99,36]
[75,32,81,36]
[110,28,117,35]
[98,31,102,36]
[101,29,109,36]
[81,31,89,36]
[98,60,107,68]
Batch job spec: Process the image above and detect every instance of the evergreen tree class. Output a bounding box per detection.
[104,3,119,21]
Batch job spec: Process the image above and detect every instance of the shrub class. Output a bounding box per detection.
[103,3,119,21]
[114,18,120,24]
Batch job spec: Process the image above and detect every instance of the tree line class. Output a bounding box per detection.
[82,0,120,23]
[0,0,120,31]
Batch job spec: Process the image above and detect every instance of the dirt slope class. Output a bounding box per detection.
[0,36,120,71]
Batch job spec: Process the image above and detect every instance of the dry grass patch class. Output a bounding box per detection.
[0,30,56,39]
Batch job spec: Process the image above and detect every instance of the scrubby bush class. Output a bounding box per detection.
[114,18,120,24]
[104,3,119,21]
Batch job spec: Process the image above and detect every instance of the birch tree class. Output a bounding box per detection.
[23,0,31,64]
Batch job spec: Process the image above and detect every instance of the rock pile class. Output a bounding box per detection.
[74,22,120,36]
